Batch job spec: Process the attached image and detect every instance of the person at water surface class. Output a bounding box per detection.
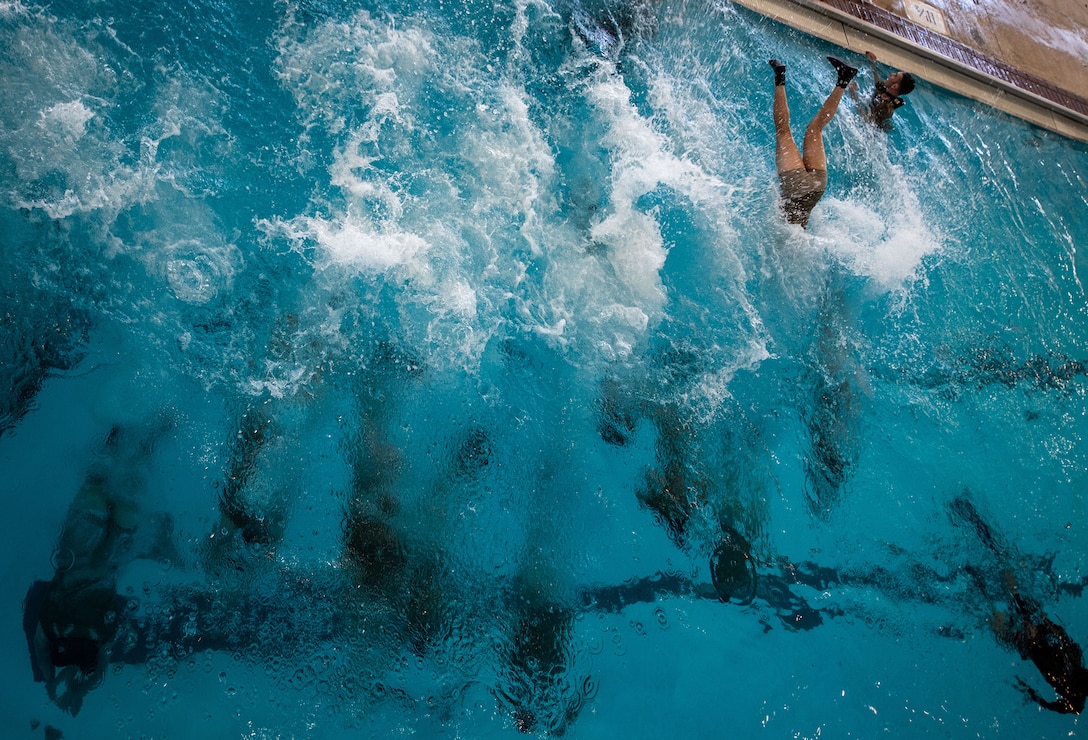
[848,51,915,130]
[769,56,857,228]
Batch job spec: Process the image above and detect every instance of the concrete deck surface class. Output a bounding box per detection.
[732,0,1088,143]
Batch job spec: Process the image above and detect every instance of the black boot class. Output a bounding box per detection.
[827,56,857,88]
[769,58,786,87]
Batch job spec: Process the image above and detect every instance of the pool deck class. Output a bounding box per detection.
[731,0,1088,143]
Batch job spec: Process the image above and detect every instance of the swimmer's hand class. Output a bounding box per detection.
[865,51,877,62]
[1016,677,1079,714]
[46,665,90,715]
[848,81,859,94]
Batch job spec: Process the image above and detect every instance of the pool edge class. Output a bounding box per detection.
[731,0,1088,145]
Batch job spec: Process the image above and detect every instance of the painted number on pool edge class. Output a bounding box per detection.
[905,0,950,35]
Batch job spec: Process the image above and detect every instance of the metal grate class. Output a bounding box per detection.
[817,0,1088,118]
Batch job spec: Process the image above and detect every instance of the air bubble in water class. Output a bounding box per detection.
[582,674,600,700]
[653,606,669,630]
[166,257,218,303]
[163,239,237,304]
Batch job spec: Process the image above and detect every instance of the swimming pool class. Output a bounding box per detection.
[2,0,1087,736]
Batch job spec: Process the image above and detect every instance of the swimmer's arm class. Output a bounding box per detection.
[864,51,885,86]
[1016,678,1078,714]
[846,81,871,121]
[847,81,861,105]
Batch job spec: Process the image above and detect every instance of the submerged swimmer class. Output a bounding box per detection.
[215,400,286,548]
[768,56,857,228]
[636,402,705,547]
[803,357,861,518]
[341,343,421,595]
[502,574,581,735]
[993,571,1088,714]
[951,494,1088,714]
[29,419,177,715]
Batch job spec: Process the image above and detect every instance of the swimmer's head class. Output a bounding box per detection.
[710,531,757,604]
[889,72,915,96]
[343,515,406,588]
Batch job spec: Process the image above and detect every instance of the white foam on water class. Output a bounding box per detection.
[270,213,431,276]
[271,11,492,370]
[815,189,938,292]
[469,82,559,261]
[579,4,779,334]
[0,5,265,396]
[577,62,673,317]
[572,53,775,376]
[0,9,133,218]
[811,125,944,295]
[0,9,232,224]
[641,57,774,333]
[37,98,95,140]
[269,7,684,371]
[508,0,561,68]
[270,32,471,361]
[0,0,28,17]
[274,8,436,136]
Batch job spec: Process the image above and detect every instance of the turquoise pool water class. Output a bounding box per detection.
[2,0,1087,736]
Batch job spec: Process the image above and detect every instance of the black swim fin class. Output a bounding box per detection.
[769,58,786,86]
[23,580,51,683]
[827,56,858,87]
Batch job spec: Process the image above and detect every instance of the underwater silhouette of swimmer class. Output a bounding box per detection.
[214,399,287,549]
[803,367,859,517]
[341,342,423,595]
[598,352,718,546]
[28,417,177,715]
[951,494,1088,714]
[343,511,407,591]
[339,341,477,655]
[596,375,640,447]
[993,572,1088,714]
[636,401,706,546]
[769,56,857,228]
[504,602,577,734]
[710,526,758,604]
[482,338,591,734]
[801,281,864,519]
[597,367,772,610]
[500,567,582,736]
[25,569,348,708]
[0,296,91,438]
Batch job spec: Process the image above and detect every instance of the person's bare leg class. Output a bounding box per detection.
[770,60,804,174]
[800,85,844,172]
[802,57,857,171]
